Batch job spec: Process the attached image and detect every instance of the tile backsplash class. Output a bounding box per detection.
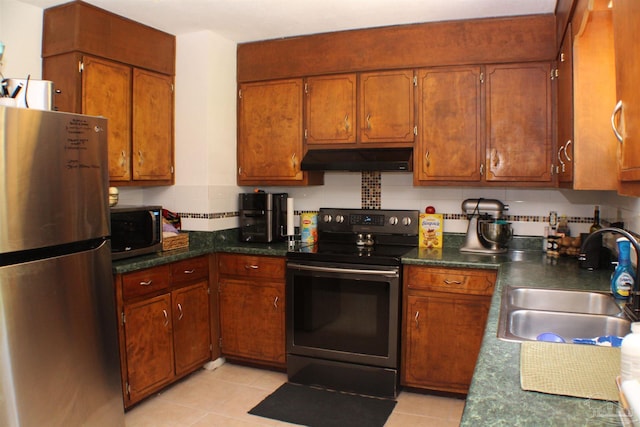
[117,171,640,237]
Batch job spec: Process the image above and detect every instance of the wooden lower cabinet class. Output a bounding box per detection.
[116,255,212,408]
[217,253,286,368]
[401,265,496,394]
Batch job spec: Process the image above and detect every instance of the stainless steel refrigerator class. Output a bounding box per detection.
[0,106,124,426]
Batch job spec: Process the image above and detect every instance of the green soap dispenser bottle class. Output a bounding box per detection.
[612,237,635,300]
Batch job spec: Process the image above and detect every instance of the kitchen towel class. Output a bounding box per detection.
[520,341,620,401]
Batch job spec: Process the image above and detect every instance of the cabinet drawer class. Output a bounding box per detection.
[171,255,209,286]
[218,253,285,280]
[404,266,496,296]
[122,265,171,300]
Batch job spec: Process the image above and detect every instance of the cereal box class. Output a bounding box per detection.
[419,213,443,248]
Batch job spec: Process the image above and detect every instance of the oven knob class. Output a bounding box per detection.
[388,216,398,225]
[323,214,332,223]
[402,217,412,226]
[335,215,344,223]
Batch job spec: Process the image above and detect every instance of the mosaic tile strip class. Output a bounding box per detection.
[361,171,381,210]
[176,210,598,224]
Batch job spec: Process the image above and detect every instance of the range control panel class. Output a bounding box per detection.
[318,208,419,235]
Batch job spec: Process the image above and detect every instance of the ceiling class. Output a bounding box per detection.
[20,0,558,43]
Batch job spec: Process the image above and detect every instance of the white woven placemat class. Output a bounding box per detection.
[520,341,620,401]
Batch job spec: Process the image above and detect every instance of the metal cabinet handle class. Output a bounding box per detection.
[344,114,350,132]
[162,309,169,327]
[120,150,126,168]
[139,280,153,286]
[366,114,372,129]
[611,100,624,143]
[444,279,463,285]
[557,146,566,173]
[183,269,195,274]
[414,311,420,328]
[424,150,430,168]
[563,140,572,162]
[138,150,144,166]
[177,303,184,320]
[273,296,279,309]
[245,264,259,270]
[480,163,484,176]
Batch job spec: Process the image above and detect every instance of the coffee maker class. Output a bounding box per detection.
[239,192,288,243]
[460,198,512,254]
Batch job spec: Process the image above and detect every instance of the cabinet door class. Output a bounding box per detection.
[305,74,357,144]
[556,29,574,185]
[415,66,482,182]
[82,56,132,182]
[402,293,491,393]
[485,63,553,183]
[173,282,211,376]
[132,68,174,182]
[219,278,285,366]
[359,70,415,143]
[613,0,640,182]
[238,79,304,184]
[124,294,174,404]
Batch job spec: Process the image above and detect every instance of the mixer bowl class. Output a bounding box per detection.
[479,221,513,250]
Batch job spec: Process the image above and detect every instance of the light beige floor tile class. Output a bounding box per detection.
[395,390,466,420]
[124,363,464,427]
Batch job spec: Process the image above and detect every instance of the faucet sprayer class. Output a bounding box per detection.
[580,227,640,321]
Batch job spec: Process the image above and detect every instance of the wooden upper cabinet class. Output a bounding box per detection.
[305,74,357,144]
[565,1,618,190]
[359,70,415,144]
[556,24,574,186]
[132,69,174,182]
[238,79,322,185]
[43,1,175,187]
[82,56,132,181]
[415,66,482,183]
[612,0,640,189]
[485,62,553,183]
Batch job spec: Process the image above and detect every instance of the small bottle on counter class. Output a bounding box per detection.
[621,323,640,382]
[556,215,570,237]
[611,237,635,300]
[590,205,602,233]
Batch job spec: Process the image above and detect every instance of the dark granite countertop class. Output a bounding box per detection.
[113,230,624,425]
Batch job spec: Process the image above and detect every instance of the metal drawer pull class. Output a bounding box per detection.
[444,279,463,285]
[273,296,279,309]
[162,309,169,326]
[139,280,153,286]
[177,303,184,320]
[414,311,420,328]
[245,265,259,270]
[183,269,195,274]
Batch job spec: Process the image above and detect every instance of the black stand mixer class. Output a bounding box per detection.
[460,198,512,254]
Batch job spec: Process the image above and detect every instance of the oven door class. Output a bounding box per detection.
[286,260,400,369]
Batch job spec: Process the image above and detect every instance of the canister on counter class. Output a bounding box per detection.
[300,212,318,244]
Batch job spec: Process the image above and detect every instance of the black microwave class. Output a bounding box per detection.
[110,205,163,260]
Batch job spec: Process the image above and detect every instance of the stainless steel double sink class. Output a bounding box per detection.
[497,285,631,342]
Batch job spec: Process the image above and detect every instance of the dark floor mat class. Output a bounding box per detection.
[249,382,397,427]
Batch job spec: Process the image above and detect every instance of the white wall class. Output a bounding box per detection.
[0,0,42,79]
[5,0,640,237]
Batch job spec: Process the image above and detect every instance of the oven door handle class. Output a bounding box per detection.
[287,263,399,278]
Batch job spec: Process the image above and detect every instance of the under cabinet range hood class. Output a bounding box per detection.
[300,148,413,172]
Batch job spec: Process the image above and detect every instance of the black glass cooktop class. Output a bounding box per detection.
[286,241,414,266]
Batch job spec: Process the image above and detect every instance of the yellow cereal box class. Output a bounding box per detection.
[419,213,443,248]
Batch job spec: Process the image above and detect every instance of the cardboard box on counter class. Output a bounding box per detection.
[419,213,443,248]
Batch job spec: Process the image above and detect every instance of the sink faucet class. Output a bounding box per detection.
[581,227,640,321]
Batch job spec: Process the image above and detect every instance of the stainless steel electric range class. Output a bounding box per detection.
[286,208,419,398]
